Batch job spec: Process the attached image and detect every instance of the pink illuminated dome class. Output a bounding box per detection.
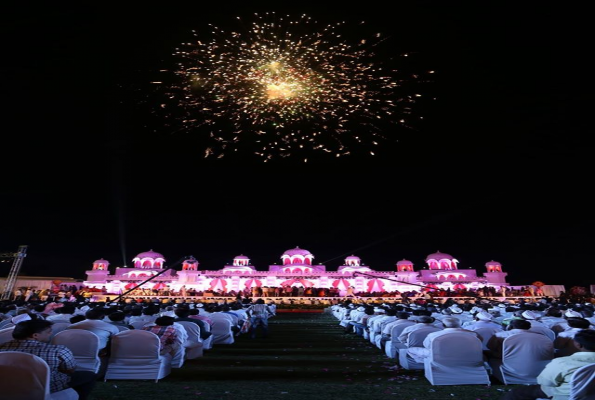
[345,255,361,266]
[182,256,199,271]
[425,251,459,270]
[132,249,166,269]
[485,260,503,272]
[396,259,414,272]
[233,254,251,267]
[92,258,109,271]
[338,255,371,274]
[135,250,165,259]
[283,246,312,257]
[281,246,313,266]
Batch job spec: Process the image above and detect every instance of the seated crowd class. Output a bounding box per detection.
[2,290,595,400]
[0,297,276,399]
[332,297,595,399]
[14,283,571,304]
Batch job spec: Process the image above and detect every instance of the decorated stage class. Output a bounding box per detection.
[88,295,544,307]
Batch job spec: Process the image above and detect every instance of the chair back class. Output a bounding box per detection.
[472,327,498,350]
[430,332,484,366]
[49,323,71,339]
[529,325,556,341]
[200,321,211,333]
[0,351,79,400]
[51,329,101,373]
[498,332,554,385]
[176,321,204,359]
[104,329,171,382]
[211,319,234,345]
[110,329,161,359]
[391,325,442,370]
[129,321,150,330]
[113,325,130,332]
[0,320,14,330]
[0,326,15,345]
[569,363,595,400]
[390,320,416,340]
[406,326,442,347]
[425,332,490,385]
[176,321,201,343]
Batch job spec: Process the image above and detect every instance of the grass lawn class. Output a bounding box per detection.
[90,312,514,400]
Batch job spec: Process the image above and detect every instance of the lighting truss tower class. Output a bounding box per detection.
[0,245,28,300]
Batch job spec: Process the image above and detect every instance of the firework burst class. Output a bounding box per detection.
[157,12,432,161]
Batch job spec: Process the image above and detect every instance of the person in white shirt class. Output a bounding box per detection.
[518,310,556,340]
[128,306,159,328]
[581,308,595,326]
[266,301,277,317]
[539,307,567,329]
[487,319,541,359]
[500,330,595,400]
[371,308,397,346]
[554,318,592,357]
[348,307,375,336]
[340,305,362,329]
[344,306,366,333]
[378,311,414,348]
[551,309,583,335]
[464,310,503,342]
[246,299,274,338]
[46,305,78,323]
[398,316,442,346]
[67,308,119,353]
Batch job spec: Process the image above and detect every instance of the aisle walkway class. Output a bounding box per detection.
[91,312,505,400]
[181,312,396,382]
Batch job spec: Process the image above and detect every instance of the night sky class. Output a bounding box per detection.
[1,4,591,288]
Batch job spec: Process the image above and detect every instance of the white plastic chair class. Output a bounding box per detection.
[211,319,234,345]
[569,362,595,400]
[472,327,499,351]
[51,330,101,374]
[0,326,15,345]
[113,325,130,332]
[176,321,204,359]
[383,321,416,357]
[489,332,554,385]
[0,351,79,400]
[104,330,172,382]
[397,326,442,369]
[424,332,490,385]
[49,323,71,339]
[390,320,417,340]
[0,319,14,330]
[129,320,151,330]
[537,362,595,400]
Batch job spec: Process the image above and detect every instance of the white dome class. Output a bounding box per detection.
[133,250,165,260]
[282,246,312,257]
[425,251,454,261]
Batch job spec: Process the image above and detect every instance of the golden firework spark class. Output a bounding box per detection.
[159,12,432,160]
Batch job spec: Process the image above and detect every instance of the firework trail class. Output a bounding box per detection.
[157,12,432,161]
